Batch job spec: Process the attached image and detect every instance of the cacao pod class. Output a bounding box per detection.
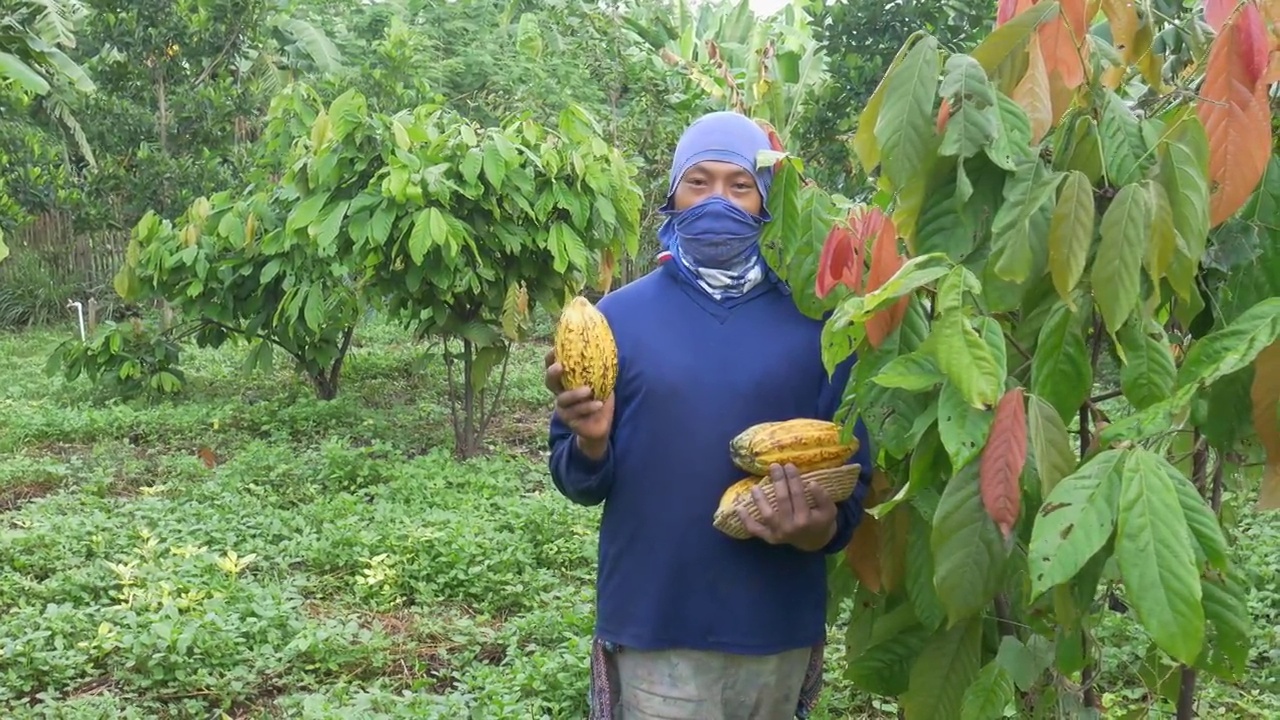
[554,295,618,401]
[729,418,858,476]
[712,464,863,540]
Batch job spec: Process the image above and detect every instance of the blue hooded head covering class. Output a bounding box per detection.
[657,111,777,301]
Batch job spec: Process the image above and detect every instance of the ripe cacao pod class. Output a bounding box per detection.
[554,295,618,401]
[729,418,858,476]
[712,464,863,540]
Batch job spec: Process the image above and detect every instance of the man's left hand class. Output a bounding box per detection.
[737,462,838,552]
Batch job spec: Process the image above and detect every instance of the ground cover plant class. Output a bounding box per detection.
[2,314,1278,719]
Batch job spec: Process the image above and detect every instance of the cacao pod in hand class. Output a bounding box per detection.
[712,464,863,540]
[554,295,618,401]
[730,418,858,475]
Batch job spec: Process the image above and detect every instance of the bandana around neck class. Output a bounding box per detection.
[657,112,776,301]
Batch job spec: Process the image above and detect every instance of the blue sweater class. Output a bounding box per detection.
[547,261,874,655]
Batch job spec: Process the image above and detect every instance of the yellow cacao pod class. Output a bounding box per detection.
[554,295,618,401]
[716,476,763,515]
[729,418,858,476]
[712,464,863,540]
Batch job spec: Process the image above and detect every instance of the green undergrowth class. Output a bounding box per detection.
[0,319,1276,718]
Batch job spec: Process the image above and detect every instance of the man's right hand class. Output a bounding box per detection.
[544,348,614,460]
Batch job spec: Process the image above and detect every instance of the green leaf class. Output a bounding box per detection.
[857,253,954,317]
[1159,457,1230,572]
[311,199,349,254]
[1116,448,1205,665]
[303,285,325,332]
[905,504,947,629]
[960,661,1016,720]
[1028,393,1076,495]
[1048,171,1096,303]
[1027,449,1125,601]
[1176,297,1280,391]
[1198,574,1252,679]
[288,191,332,234]
[938,380,994,470]
[900,616,984,720]
[874,352,944,392]
[0,51,51,94]
[1144,181,1178,285]
[844,604,931,696]
[992,157,1060,238]
[1030,301,1092,422]
[931,462,1007,625]
[940,106,1000,160]
[875,35,941,191]
[854,33,924,173]
[929,311,1003,409]
[994,634,1054,692]
[1117,319,1176,410]
[1099,91,1149,185]
[483,141,507,189]
[1156,110,1211,297]
[1092,183,1151,334]
[985,94,1033,171]
[408,209,437,264]
[939,54,997,107]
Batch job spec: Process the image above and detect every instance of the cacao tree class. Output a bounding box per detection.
[757,1,1280,716]
[113,83,642,458]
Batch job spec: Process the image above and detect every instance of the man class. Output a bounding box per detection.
[543,111,874,720]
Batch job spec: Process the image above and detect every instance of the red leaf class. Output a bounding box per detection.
[815,224,857,299]
[197,446,219,469]
[936,98,953,135]
[862,213,908,348]
[997,0,1035,25]
[842,470,893,593]
[1205,0,1237,30]
[1198,5,1274,227]
[755,119,785,152]
[980,387,1028,540]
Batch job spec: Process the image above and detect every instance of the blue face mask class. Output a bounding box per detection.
[661,195,765,271]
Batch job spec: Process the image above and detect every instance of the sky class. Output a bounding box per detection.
[748,0,790,14]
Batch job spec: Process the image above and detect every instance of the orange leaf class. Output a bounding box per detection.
[937,98,953,135]
[863,216,908,349]
[197,446,219,469]
[1102,0,1140,62]
[1013,36,1054,142]
[1037,0,1090,89]
[980,387,1028,539]
[595,248,616,294]
[1198,7,1274,227]
[1251,342,1280,510]
[843,470,893,592]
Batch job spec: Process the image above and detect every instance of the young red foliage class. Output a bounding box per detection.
[1198,2,1274,226]
[861,211,908,349]
[815,223,862,299]
[980,387,1028,540]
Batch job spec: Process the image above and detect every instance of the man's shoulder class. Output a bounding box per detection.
[596,266,672,316]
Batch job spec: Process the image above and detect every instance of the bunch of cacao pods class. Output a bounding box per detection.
[714,418,862,539]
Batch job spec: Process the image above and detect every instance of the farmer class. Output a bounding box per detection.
[543,110,874,720]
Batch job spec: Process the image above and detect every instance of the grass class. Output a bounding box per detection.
[1,315,1277,719]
